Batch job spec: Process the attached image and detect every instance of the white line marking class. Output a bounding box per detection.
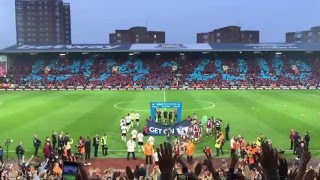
[114,100,215,112]
[163,90,166,110]
[183,100,216,111]
[114,101,149,112]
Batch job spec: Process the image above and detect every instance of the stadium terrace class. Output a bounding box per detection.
[0,43,320,90]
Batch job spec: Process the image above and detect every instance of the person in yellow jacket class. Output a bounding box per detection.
[256,134,263,147]
[218,131,225,156]
[185,139,195,164]
[101,133,108,156]
[215,139,221,157]
[143,141,154,165]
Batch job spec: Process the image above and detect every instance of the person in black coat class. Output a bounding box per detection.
[16,142,25,165]
[293,132,301,155]
[0,146,3,163]
[64,133,70,145]
[33,135,41,156]
[52,131,57,149]
[303,132,310,149]
[225,123,230,141]
[58,132,64,156]
[92,134,99,157]
[85,136,91,159]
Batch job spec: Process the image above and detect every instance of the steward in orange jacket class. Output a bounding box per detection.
[186,140,195,164]
[143,142,154,165]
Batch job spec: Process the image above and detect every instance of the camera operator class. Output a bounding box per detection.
[16,142,25,165]
[0,146,3,163]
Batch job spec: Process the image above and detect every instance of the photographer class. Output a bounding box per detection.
[0,146,3,163]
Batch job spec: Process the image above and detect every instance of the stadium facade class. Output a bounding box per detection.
[286,26,320,43]
[15,0,71,45]
[109,26,165,44]
[197,26,259,43]
[0,43,319,90]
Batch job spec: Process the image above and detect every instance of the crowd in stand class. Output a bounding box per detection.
[2,55,320,88]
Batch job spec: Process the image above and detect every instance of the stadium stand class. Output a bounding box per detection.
[4,55,320,88]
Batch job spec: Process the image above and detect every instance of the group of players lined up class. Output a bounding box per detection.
[154,109,177,124]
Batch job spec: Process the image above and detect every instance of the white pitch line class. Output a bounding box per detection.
[163,90,166,110]
[114,100,215,112]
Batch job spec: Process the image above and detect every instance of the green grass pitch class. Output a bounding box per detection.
[0,90,320,158]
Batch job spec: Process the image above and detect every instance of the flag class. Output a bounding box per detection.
[223,65,229,73]
[44,66,51,75]
[291,65,299,74]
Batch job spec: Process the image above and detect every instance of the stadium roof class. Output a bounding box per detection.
[0,43,319,53]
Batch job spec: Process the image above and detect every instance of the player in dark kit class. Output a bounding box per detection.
[157,110,162,122]
[168,111,173,123]
[163,110,168,119]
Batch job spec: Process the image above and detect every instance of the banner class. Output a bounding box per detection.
[0,55,7,77]
[147,120,191,136]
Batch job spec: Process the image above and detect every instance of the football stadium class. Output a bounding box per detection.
[0,43,320,178]
[1,0,320,179]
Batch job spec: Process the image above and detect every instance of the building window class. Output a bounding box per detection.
[217,33,220,37]
[117,33,121,37]
[117,40,121,43]
[154,34,157,38]
[217,39,221,43]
